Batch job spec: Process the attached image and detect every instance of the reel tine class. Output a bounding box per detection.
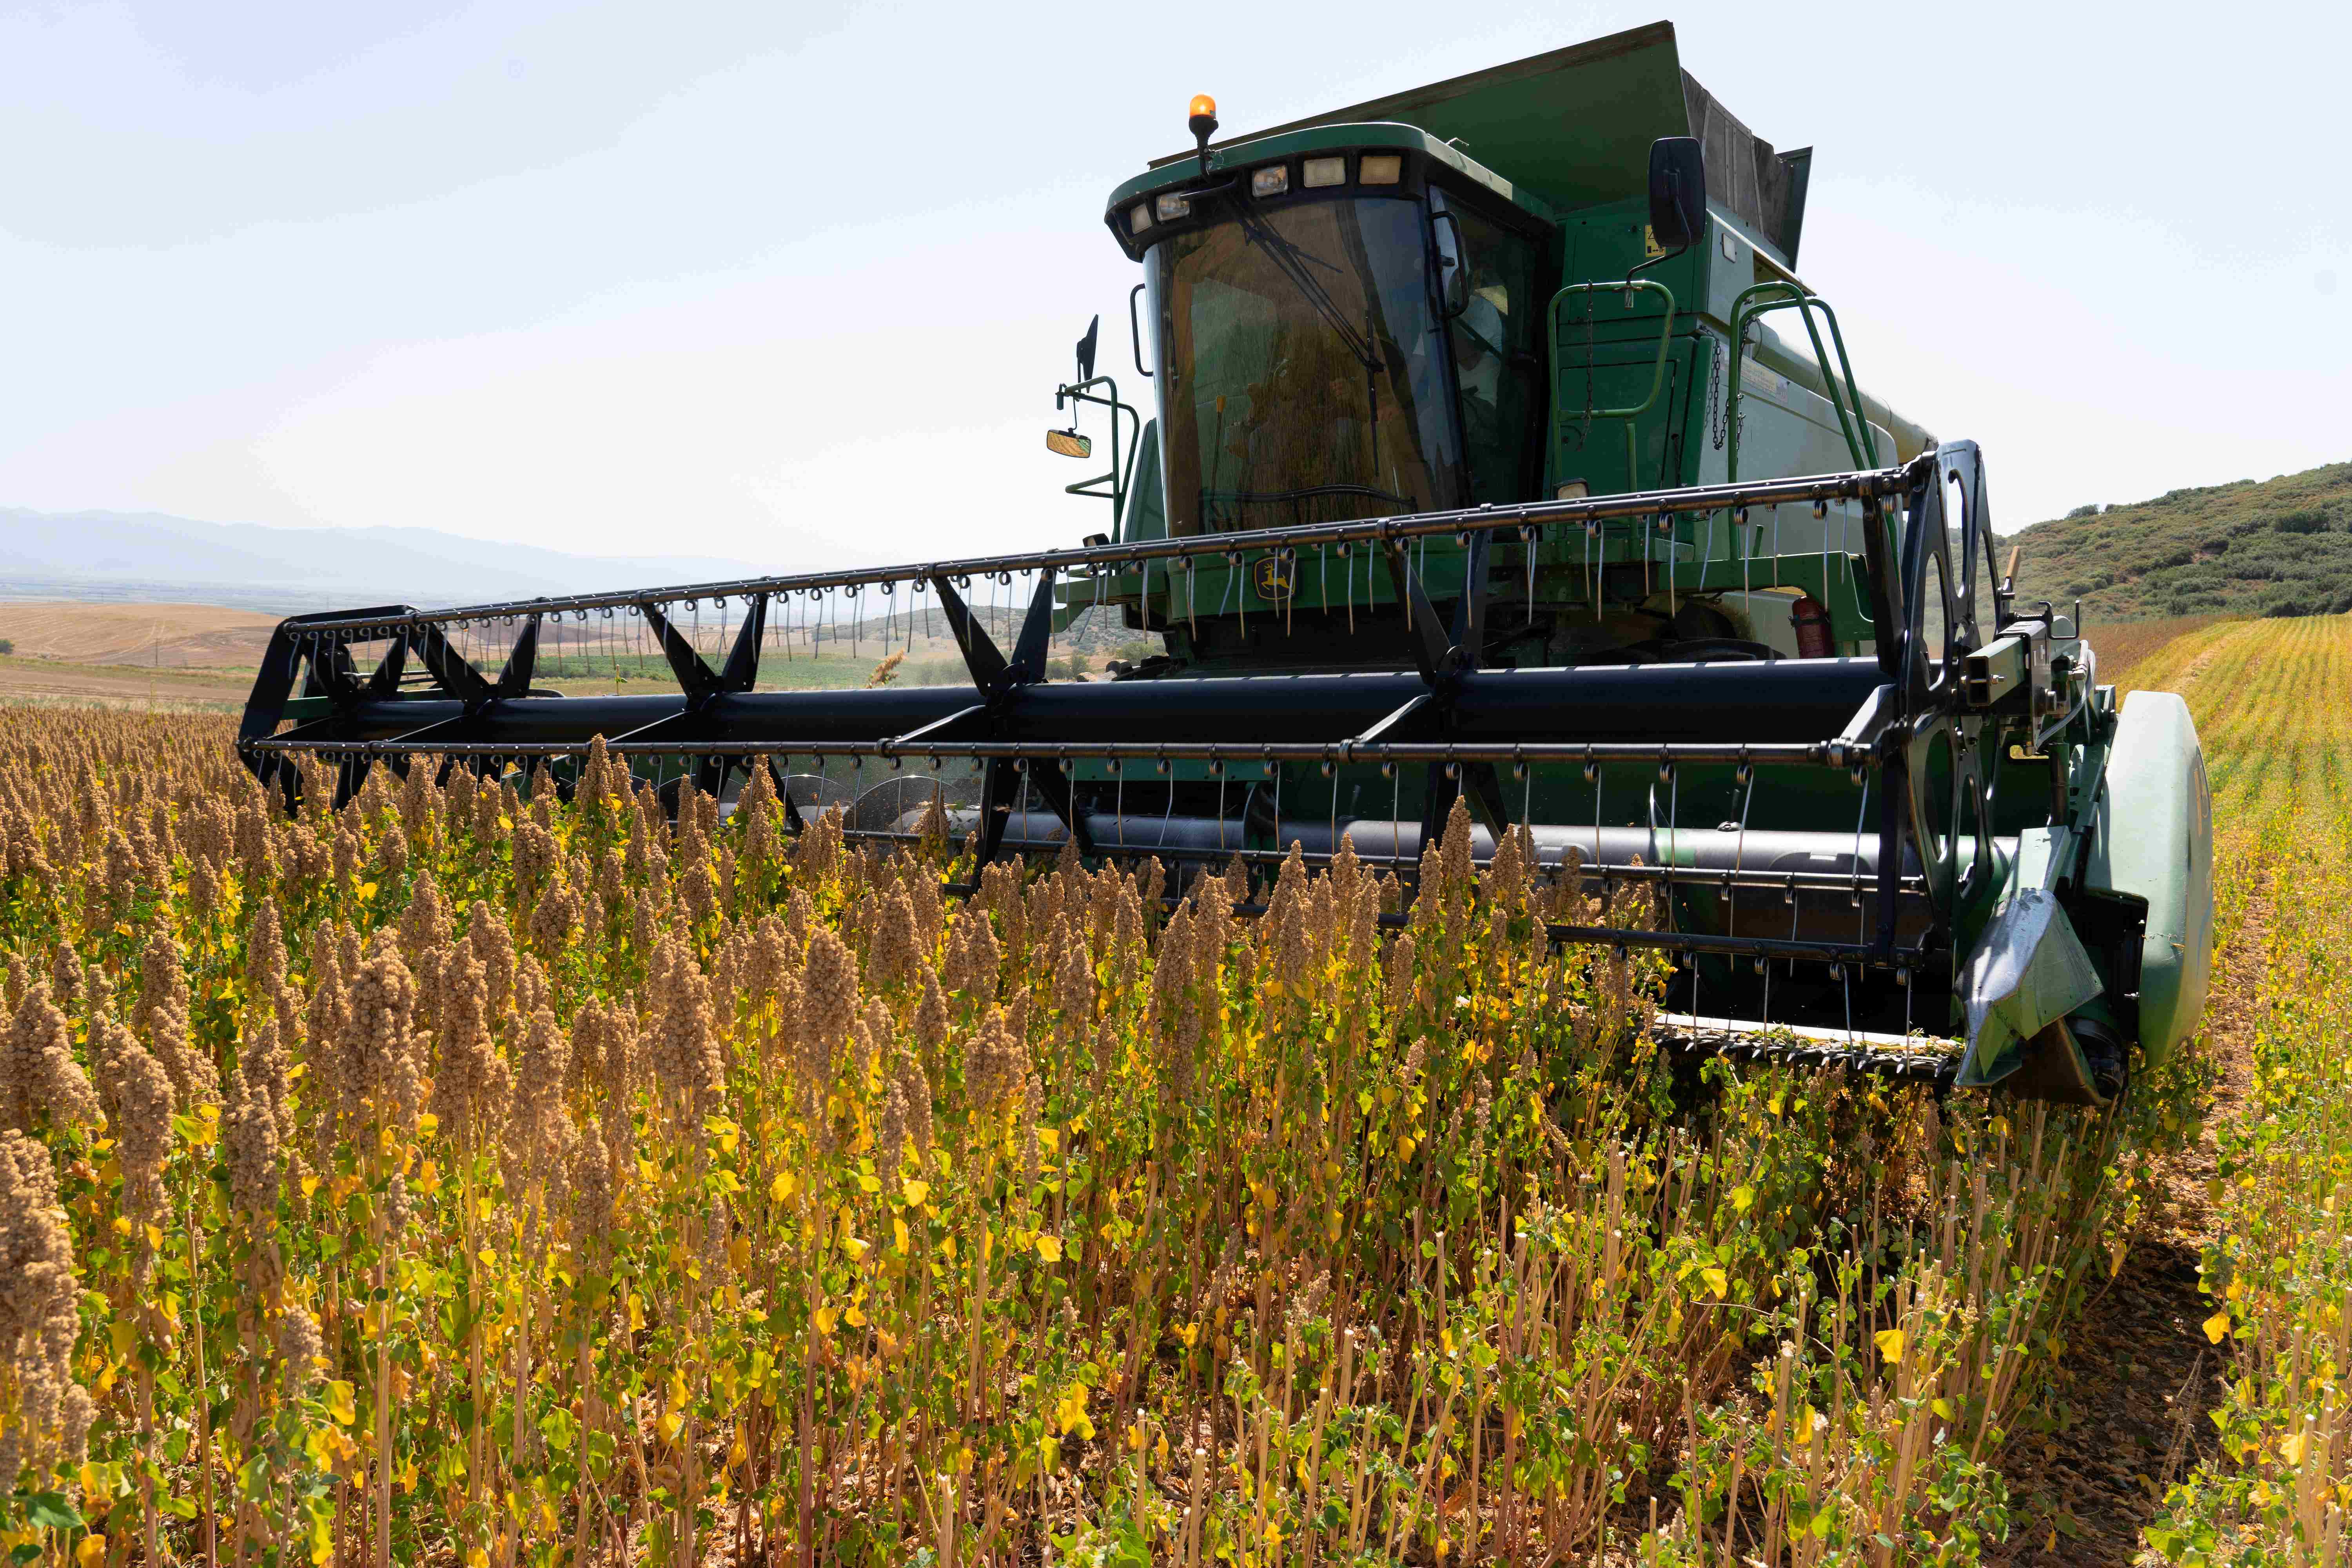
[1851,769,1873,946]
[1526,522,1537,624]
[1328,753,1339,860]
[1389,760,1402,875]
[1215,755,1229,857]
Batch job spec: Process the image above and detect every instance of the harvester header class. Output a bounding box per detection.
[238,21,2212,1108]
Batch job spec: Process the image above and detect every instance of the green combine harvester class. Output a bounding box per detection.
[238,22,2213,1105]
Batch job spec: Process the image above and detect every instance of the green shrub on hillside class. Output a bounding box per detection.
[2006,461,2352,622]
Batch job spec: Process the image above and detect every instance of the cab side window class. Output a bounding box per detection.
[1432,191,1541,504]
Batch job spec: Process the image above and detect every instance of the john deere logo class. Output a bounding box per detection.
[1251,555,1294,603]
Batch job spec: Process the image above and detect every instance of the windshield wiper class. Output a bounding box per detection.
[1231,205,1385,374]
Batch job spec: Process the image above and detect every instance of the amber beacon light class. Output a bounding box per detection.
[1188,93,1218,176]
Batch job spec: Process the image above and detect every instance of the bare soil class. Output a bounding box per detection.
[0,600,282,668]
[1985,867,2269,1564]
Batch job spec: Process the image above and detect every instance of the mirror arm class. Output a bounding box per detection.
[1626,239,1687,281]
[1430,209,1469,319]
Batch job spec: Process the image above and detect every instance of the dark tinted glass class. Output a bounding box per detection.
[1154,197,1461,534]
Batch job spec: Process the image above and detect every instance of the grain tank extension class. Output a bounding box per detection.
[236,22,2213,1104]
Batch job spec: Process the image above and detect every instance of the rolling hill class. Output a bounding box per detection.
[2004,459,2352,622]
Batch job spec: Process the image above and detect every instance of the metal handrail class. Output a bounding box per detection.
[1544,278,1678,492]
[1726,282,1880,481]
[1054,374,1142,530]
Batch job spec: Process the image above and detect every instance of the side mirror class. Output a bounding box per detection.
[1046,429,1093,459]
[1646,136,1706,254]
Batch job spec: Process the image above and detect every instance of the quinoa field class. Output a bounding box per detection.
[0,613,2343,1566]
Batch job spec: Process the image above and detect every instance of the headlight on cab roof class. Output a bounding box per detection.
[1359,154,1402,185]
[1156,192,1191,221]
[1250,165,1289,197]
[1129,203,1151,234]
[1302,156,1346,189]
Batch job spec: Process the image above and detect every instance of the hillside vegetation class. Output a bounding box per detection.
[2006,460,2352,622]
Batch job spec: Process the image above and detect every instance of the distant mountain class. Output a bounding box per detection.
[2005,461,2352,622]
[0,506,771,613]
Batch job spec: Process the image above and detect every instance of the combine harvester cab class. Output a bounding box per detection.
[237,22,2211,1104]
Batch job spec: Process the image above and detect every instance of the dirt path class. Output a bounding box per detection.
[1985,863,2271,1564]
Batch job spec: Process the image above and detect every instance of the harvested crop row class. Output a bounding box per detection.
[2132,615,2352,1564]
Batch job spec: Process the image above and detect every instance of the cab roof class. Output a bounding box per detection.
[1103,122,1538,220]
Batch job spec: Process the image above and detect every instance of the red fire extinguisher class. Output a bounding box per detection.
[1790,595,1834,658]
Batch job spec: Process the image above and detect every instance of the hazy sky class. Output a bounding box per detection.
[2,0,2344,572]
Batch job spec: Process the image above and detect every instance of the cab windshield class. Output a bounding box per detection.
[1151,196,1463,535]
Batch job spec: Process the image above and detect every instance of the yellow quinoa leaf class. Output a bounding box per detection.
[1036,1234,1063,1264]
[2282,1432,2310,1466]
[327,1380,356,1426]
[1933,1398,1955,1421]
[901,1179,929,1206]
[1700,1267,1728,1298]
[1730,1185,1755,1214]
[2205,1311,2232,1344]
[76,1535,107,1568]
[1873,1329,1906,1363]
[770,1171,795,1202]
